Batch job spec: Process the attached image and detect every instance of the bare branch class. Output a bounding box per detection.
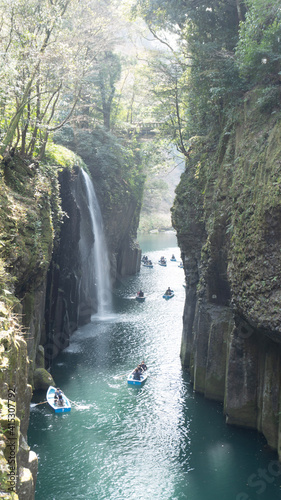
[147,26,176,54]
[47,91,81,132]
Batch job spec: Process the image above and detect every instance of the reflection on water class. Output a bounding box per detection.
[28,234,281,500]
[137,231,178,253]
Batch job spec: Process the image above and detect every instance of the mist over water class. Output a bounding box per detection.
[28,233,281,500]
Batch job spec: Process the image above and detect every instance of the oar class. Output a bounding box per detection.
[30,401,47,407]
[68,398,81,407]
[68,399,92,410]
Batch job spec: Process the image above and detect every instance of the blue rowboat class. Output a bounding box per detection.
[143,263,153,268]
[170,258,177,262]
[163,292,174,300]
[158,260,167,267]
[127,370,148,386]
[46,386,71,413]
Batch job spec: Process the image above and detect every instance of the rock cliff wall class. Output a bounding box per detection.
[172,89,281,459]
[0,153,58,499]
[0,137,144,498]
[53,126,143,282]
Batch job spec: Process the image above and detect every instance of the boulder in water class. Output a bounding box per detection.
[33,368,55,390]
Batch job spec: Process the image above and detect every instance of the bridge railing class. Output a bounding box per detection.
[115,122,164,135]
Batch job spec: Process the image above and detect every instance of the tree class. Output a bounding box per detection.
[0,0,120,157]
[144,50,190,155]
[236,0,281,84]
[0,0,71,155]
[81,51,122,131]
[131,0,245,139]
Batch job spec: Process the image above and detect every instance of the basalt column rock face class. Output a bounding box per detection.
[0,327,37,500]
[0,153,58,500]
[54,127,144,282]
[44,167,83,363]
[172,95,281,459]
[1,142,144,499]
[106,194,142,281]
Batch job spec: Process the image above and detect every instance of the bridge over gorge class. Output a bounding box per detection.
[116,122,163,137]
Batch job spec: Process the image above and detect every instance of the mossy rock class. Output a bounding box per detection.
[35,345,45,370]
[33,369,54,390]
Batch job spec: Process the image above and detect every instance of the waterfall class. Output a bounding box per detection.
[80,169,112,318]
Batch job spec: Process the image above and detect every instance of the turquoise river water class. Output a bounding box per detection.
[28,233,281,500]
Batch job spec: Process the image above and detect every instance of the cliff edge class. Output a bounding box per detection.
[0,135,144,498]
[172,88,281,459]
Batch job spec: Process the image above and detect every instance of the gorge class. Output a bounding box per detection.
[0,141,143,498]
[1,0,281,499]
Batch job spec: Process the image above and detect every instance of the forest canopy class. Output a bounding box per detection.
[132,0,281,141]
[0,0,280,160]
[0,0,122,157]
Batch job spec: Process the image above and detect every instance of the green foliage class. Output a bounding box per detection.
[186,51,242,137]
[138,212,171,232]
[141,178,169,212]
[80,51,122,131]
[255,85,281,113]
[236,0,281,84]
[0,152,70,297]
[0,257,17,308]
[132,0,194,30]
[44,144,86,171]
[0,0,121,157]
[131,0,281,146]
[54,123,145,203]
[131,0,243,144]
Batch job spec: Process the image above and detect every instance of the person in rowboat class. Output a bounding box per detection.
[133,367,141,380]
[165,287,173,295]
[140,361,147,371]
[137,290,144,297]
[54,387,64,406]
[58,389,64,405]
[54,387,60,404]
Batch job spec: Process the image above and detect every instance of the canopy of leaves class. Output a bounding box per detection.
[131,0,281,147]
[236,0,281,84]
[0,0,120,157]
[130,0,244,142]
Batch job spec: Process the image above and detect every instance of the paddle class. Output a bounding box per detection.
[114,373,127,379]
[67,398,82,407]
[67,398,92,410]
[30,401,47,407]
